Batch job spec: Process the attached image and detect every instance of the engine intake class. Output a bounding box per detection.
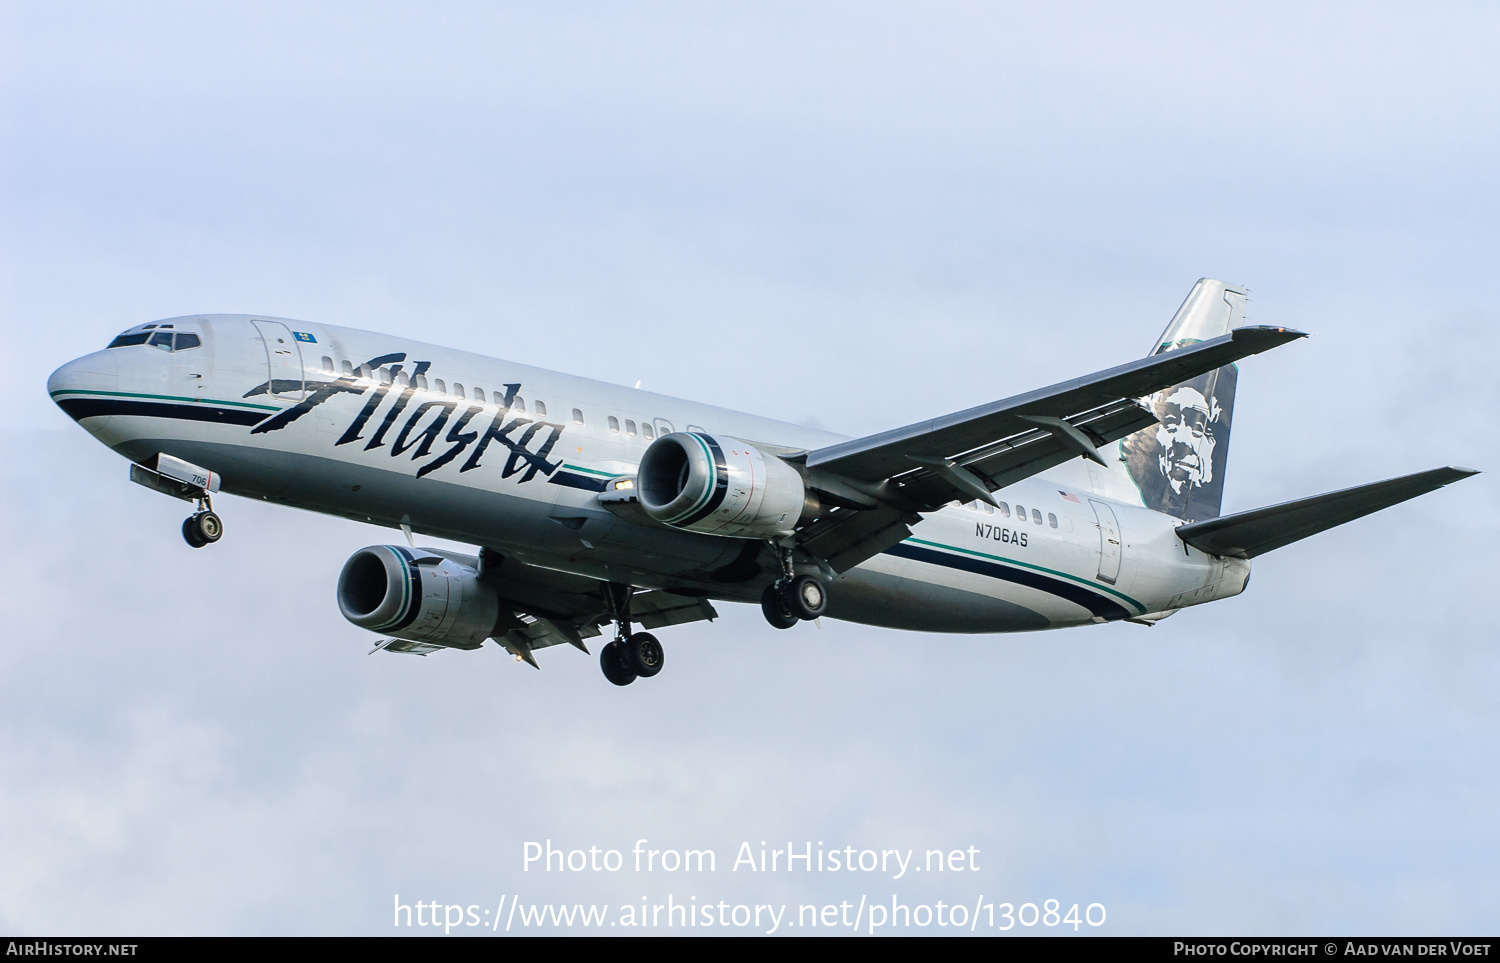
[336,545,502,649]
[637,432,809,538]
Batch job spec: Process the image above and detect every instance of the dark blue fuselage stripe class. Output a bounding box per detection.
[680,433,730,526]
[547,471,608,492]
[883,543,1130,621]
[56,397,269,427]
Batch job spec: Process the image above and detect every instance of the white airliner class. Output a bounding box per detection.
[48,279,1476,685]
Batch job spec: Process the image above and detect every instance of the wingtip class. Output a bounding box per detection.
[1233,324,1310,344]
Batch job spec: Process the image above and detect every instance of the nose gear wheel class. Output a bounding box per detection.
[182,510,223,548]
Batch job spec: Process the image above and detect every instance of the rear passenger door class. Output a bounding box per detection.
[1089,499,1122,585]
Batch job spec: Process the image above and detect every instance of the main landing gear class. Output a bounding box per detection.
[759,544,828,630]
[760,575,827,629]
[181,493,223,549]
[600,632,664,686]
[599,584,665,686]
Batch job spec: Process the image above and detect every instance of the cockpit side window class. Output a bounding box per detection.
[109,328,202,350]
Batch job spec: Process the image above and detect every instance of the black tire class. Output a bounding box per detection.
[787,575,827,620]
[760,584,799,630]
[600,640,636,686]
[182,516,208,548]
[196,511,224,543]
[623,632,664,678]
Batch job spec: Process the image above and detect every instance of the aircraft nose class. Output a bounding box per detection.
[48,351,120,422]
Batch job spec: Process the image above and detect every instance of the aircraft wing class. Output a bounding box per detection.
[807,326,1303,485]
[414,548,717,659]
[789,326,1305,572]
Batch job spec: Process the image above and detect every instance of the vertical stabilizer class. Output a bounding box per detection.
[1121,279,1248,521]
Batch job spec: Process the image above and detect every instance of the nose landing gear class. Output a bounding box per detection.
[182,494,223,549]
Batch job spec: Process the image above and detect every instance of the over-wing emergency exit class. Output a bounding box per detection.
[48,280,1477,685]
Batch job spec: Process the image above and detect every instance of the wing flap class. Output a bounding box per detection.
[633,591,719,629]
[1175,466,1478,559]
[796,506,923,573]
[895,400,1157,509]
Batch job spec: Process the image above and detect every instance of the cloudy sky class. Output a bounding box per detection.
[2,1,1497,935]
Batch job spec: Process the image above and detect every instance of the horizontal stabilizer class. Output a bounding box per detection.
[1175,466,1479,559]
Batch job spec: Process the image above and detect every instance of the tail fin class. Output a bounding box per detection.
[1121,278,1249,521]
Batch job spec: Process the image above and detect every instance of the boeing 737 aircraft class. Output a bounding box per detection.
[48,280,1476,685]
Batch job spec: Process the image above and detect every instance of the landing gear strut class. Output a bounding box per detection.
[181,493,223,549]
[759,544,828,629]
[599,584,666,686]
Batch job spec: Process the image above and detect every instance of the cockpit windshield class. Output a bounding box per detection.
[107,324,201,351]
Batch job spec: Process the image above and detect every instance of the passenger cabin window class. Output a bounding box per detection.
[322,356,335,373]
[642,423,654,440]
[434,379,446,394]
[514,397,526,413]
[1032,509,1043,525]
[454,384,465,399]
[572,408,585,425]
[474,387,486,404]
[341,360,354,377]
[415,375,428,391]
[357,364,373,381]
[997,502,1011,518]
[625,420,637,436]
[379,367,394,385]
[983,503,994,515]
[534,401,547,418]
[608,416,620,433]
[1014,504,1025,520]
[396,373,409,388]
[1048,512,1058,529]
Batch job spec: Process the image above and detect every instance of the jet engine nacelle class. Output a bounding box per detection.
[336,545,502,649]
[637,431,811,538]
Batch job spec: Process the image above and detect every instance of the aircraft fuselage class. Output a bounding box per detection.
[49,314,1249,635]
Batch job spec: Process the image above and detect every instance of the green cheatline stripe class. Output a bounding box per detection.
[561,464,619,478]
[673,433,719,523]
[904,536,1148,614]
[49,388,280,412]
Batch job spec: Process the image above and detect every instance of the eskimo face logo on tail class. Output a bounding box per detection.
[1155,385,1220,494]
[1122,364,1236,522]
[242,352,564,484]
